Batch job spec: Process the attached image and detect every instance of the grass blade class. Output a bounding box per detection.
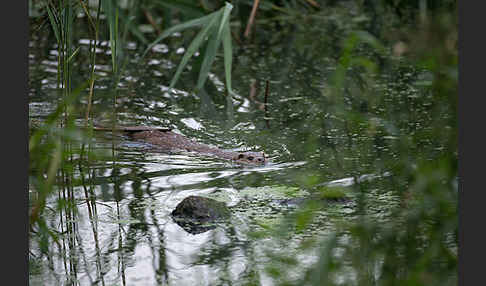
[45,2,60,44]
[219,2,233,36]
[196,3,233,90]
[119,1,148,45]
[101,0,119,73]
[142,13,215,58]
[196,18,221,89]
[170,13,220,88]
[222,14,234,95]
[67,46,80,63]
[128,23,148,45]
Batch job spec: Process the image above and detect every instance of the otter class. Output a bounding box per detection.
[94,126,267,165]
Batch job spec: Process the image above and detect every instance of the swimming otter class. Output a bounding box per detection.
[94,126,267,165]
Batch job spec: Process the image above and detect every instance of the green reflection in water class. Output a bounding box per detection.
[29,1,457,285]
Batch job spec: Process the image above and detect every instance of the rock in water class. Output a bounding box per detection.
[171,196,230,234]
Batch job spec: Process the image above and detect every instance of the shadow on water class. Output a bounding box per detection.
[29,1,457,285]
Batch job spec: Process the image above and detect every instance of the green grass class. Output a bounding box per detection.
[142,2,235,95]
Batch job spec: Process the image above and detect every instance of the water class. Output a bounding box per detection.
[29,2,457,285]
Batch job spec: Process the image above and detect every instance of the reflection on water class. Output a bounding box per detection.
[28,2,456,284]
[28,128,394,285]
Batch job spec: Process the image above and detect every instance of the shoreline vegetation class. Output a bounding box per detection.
[29,1,457,285]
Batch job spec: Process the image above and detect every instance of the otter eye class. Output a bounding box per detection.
[238,154,245,159]
[257,158,263,162]
[247,156,254,161]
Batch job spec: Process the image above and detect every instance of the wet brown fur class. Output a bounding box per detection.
[95,126,266,164]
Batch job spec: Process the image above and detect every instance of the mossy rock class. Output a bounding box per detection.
[171,196,231,234]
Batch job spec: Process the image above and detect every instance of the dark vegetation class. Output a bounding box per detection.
[29,0,457,285]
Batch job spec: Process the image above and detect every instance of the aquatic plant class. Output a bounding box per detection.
[29,0,458,285]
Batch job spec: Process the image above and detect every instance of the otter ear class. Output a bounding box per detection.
[234,153,245,160]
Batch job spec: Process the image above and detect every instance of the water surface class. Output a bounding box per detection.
[29,2,457,285]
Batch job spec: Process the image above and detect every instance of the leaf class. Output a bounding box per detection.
[141,13,215,58]
[128,23,148,45]
[143,2,235,95]
[67,46,80,63]
[120,2,148,45]
[218,2,233,37]
[100,0,120,73]
[169,12,221,88]
[45,2,60,44]
[222,13,234,95]
[196,17,222,89]
[196,2,233,90]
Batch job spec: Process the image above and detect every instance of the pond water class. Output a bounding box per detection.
[29,2,457,285]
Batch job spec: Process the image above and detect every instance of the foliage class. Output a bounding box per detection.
[142,2,235,94]
[257,3,458,285]
[29,0,457,285]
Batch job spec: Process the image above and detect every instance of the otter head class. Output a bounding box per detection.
[233,151,266,165]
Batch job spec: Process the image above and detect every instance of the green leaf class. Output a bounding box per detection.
[218,2,233,36]
[169,13,221,88]
[196,18,222,89]
[101,0,119,72]
[67,46,80,63]
[143,2,235,95]
[45,2,60,44]
[222,13,234,95]
[128,23,148,45]
[142,13,215,58]
[120,2,148,45]
[196,2,233,90]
